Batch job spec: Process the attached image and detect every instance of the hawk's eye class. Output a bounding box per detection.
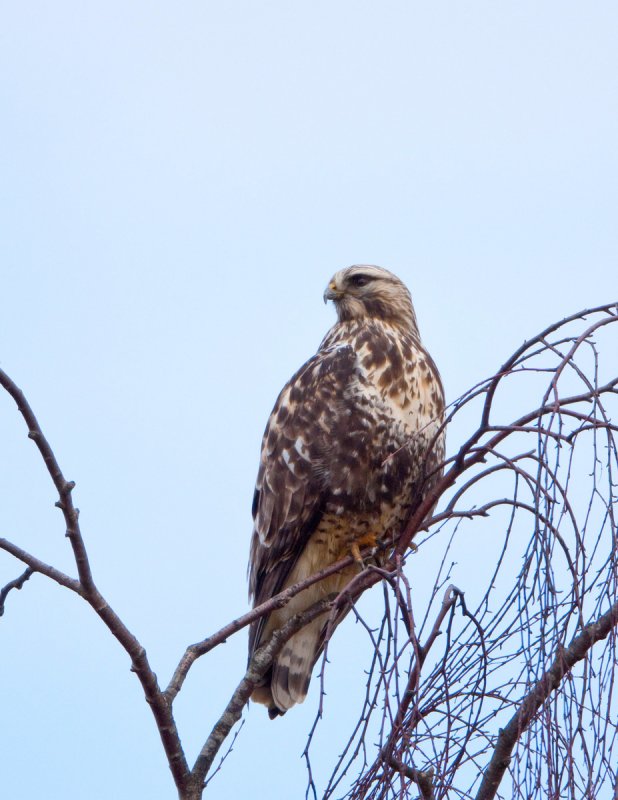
[349,274,371,288]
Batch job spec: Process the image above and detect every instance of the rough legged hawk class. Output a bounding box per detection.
[248,265,445,717]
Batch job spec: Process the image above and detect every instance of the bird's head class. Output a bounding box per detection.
[323,265,419,334]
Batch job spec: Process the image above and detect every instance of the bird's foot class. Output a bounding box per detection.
[351,533,378,567]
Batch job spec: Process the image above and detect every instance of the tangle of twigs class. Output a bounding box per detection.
[1,303,617,799]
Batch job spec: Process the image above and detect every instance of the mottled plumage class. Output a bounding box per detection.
[248,265,445,717]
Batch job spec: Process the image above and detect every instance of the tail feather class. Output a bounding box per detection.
[271,621,321,712]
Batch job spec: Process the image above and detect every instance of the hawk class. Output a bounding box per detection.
[248,265,445,718]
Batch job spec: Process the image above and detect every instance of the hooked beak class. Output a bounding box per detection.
[323,281,341,304]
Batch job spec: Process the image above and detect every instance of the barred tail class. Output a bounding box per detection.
[270,620,322,715]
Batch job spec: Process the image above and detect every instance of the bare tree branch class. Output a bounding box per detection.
[0,368,192,793]
[386,756,435,800]
[0,567,34,616]
[2,303,617,799]
[192,595,337,789]
[0,368,93,590]
[475,600,618,800]
[165,554,359,701]
[0,537,82,594]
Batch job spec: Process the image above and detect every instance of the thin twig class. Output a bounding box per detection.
[475,600,618,800]
[0,567,34,616]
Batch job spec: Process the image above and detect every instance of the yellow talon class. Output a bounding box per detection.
[351,533,378,566]
[351,542,363,565]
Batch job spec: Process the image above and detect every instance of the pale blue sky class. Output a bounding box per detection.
[1,3,617,798]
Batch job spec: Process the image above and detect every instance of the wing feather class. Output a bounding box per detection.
[248,344,358,653]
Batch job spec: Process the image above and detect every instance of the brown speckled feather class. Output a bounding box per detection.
[248,265,445,717]
[248,344,357,652]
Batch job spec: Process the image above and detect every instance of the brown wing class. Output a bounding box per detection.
[248,343,358,654]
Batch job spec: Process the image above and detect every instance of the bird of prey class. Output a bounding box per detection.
[248,265,445,718]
